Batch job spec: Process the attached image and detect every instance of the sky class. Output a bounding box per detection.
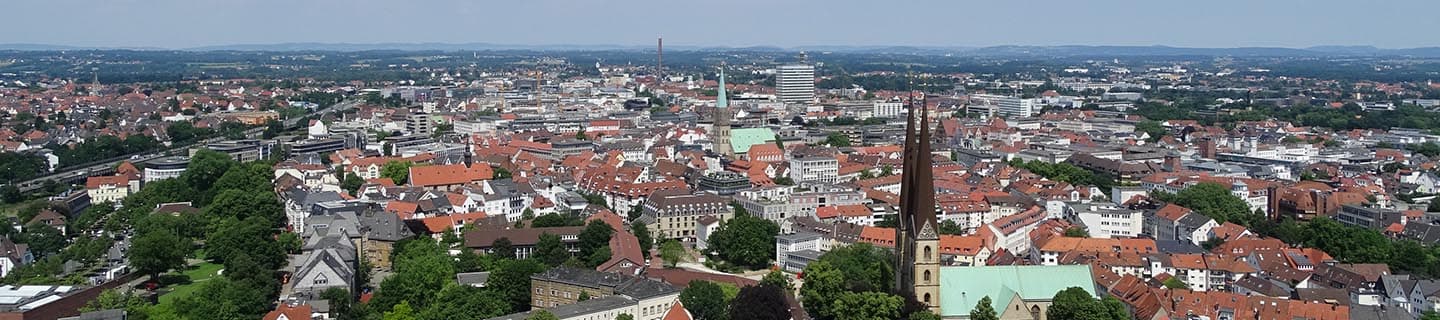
[4,0,1438,49]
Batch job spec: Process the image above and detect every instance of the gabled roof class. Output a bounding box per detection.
[409,163,494,187]
[263,303,312,320]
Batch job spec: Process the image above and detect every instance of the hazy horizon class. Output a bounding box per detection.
[4,0,1438,49]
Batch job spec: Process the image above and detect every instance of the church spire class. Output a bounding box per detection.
[716,65,728,109]
[712,64,733,157]
[896,71,940,314]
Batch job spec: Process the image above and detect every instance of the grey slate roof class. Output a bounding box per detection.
[1175,212,1215,230]
[485,295,637,320]
[457,272,490,287]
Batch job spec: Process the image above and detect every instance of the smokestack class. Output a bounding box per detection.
[657,36,664,79]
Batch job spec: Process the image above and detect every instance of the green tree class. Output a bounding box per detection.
[659,239,684,268]
[183,149,237,195]
[729,284,789,320]
[1063,227,1089,238]
[531,213,582,228]
[970,296,998,320]
[632,222,653,258]
[18,224,65,258]
[586,246,613,268]
[578,220,615,260]
[1103,296,1131,320]
[173,277,272,320]
[419,284,512,319]
[321,288,359,320]
[205,217,286,269]
[278,232,302,254]
[381,161,413,185]
[705,214,780,270]
[204,188,285,224]
[342,173,365,196]
[830,292,903,320]
[375,238,456,311]
[493,166,512,180]
[799,260,846,319]
[527,310,559,320]
[938,220,966,235]
[680,280,730,320]
[1,185,22,204]
[1302,217,1394,263]
[616,314,635,320]
[1162,277,1189,289]
[760,270,793,291]
[1421,311,1440,320]
[815,243,894,293]
[909,311,943,320]
[534,233,570,267]
[383,301,418,320]
[491,237,516,260]
[129,221,189,279]
[454,249,495,273]
[1046,287,1122,320]
[1153,182,1253,225]
[79,289,149,314]
[489,259,548,312]
[1136,120,1168,142]
[210,163,275,198]
[824,132,852,147]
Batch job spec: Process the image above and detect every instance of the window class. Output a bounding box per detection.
[924,293,931,304]
[923,270,931,284]
[924,246,932,261]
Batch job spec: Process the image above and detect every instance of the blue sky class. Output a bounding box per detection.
[4,0,1437,48]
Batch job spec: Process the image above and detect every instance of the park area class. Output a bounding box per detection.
[155,262,223,305]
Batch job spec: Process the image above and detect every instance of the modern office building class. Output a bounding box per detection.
[290,138,347,155]
[405,112,432,135]
[969,94,1038,118]
[696,171,749,195]
[143,156,190,183]
[776,64,816,103]
[788,154,839,185]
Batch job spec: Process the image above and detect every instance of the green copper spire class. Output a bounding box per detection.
[716,66,727,109]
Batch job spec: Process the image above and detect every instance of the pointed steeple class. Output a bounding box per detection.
[896,73,941,313]
[712,65,733,157]
[716,67,728,109]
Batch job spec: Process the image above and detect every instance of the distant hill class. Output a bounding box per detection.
[183,42,649,52]
[3,42,1440,57]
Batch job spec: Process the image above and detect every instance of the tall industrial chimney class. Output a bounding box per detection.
[657,36,664,79]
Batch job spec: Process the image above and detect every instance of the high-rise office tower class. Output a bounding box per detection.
[776,64,815,103]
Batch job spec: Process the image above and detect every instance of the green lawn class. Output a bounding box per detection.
[0,199,42,218]
[157,262,223,305]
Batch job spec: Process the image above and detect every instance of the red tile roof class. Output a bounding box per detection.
[415,211,488,234]
[408,164,494,187]
[263,303,312,320]
[85,175,131,189]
